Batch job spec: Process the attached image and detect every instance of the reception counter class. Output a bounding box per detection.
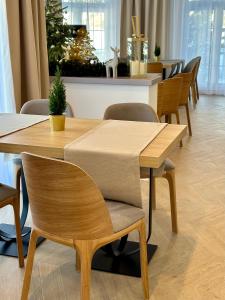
[62,74,161,119]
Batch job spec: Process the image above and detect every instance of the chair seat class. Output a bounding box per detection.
[105,200,145,233]
[0,183,17,203]
[140,158,175,178]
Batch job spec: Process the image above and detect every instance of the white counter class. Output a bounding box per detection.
[61,74,161,119]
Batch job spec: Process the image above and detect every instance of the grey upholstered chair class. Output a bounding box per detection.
[13,99,74,167]
[104,103,178,233]
[20,99,74,117]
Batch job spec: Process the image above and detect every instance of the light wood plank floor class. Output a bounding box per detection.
[0,95,225,300]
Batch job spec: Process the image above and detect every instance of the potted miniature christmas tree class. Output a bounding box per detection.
[154,44,161,61]
[49,66,66,131]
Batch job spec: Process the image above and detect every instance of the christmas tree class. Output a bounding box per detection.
[45,0,70,63]
[49,66,66,115]
[65,28,98,63]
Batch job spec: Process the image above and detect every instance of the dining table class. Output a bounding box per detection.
[149,59,185,79]
[160,59,185,79]
[0,116,187,277]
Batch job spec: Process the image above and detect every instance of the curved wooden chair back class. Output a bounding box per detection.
[104,103,159,122]
[157,77,183,118]
[21,153,113,240]
[147,62,163,73]
[174,73,192,105]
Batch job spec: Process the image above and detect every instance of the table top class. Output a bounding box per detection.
[149,59,184,69]
[0,117,187,168]
[160,59,185,68]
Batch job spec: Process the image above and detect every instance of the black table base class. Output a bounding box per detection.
[92,240,157,277]
[0,223,44,257]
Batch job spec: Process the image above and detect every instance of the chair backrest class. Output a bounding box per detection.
[147,62,163,73]
[174,73,192,105]
[157,77,183,118]
[20,99,74,117]
[168,63,177,78]
[182,56,201,73]
[104,103,159,122]
[21,153,113,240]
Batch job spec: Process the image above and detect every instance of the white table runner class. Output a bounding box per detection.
[65,120,166,208]
[0,113,49,137]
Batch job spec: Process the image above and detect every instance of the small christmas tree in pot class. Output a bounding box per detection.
[49,67,66,131]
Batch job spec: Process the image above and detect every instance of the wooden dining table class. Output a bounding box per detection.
[0,117,186,168]
[0,116,187,276]
[149,59,185,79]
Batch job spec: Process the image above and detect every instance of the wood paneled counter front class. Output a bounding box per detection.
[57,74,162,120]
[0,118,186,169]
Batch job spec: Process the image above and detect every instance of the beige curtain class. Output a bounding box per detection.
[5,0,49,112]
[120,0,171,59]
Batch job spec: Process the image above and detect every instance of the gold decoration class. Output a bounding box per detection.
[64,28,98,63]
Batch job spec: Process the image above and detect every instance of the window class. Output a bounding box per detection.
[62,0,121,62]
[0,0,15,113]
[182,0,225,94]
[0,0,15,185]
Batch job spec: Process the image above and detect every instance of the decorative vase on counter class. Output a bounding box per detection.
[127,36,148,77]
[49,66,67,131]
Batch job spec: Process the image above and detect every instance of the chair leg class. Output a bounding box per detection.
[191,83,197,106]
[12,200,24,268]
[185,103,192,136]
[195,79,199,100]
[163,170,178,233]
[76,241,94,300]
[21,230,38,300]
[138,220,149,300]
[76,250,81,272]
[188,90,191,102]
[175,112,183,147]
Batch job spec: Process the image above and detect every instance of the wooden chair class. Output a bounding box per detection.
[0,174,24,268]
[147,62,163,74]
[182,57,201,105]
[195,58,201,100]
[168,62,182,78]
[104,103,178,233]
[20,153,149,300]
[174,73,193,136]
[157,77,183,146]
[157,77,183,123]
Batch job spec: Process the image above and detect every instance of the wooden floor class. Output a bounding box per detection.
[0,95,225,299]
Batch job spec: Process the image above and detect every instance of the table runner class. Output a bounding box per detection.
[0,113,49,137]
[65,120,166,208]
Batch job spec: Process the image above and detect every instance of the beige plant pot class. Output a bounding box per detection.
[154,56,160,62]
[49,115,65,131]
